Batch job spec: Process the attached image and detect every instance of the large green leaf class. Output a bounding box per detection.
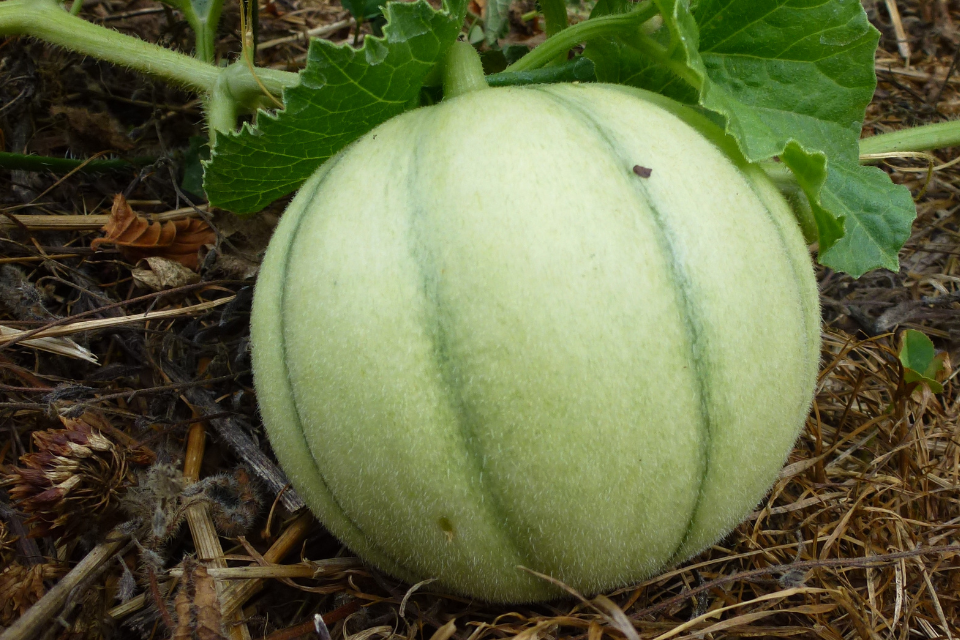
[586,0,915,277]
[204,0,466,214]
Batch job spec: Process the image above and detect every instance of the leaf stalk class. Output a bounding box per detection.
[0,0,219,93]
[859,120,960,156]
[0,0,299,130]
[505,1,660,73]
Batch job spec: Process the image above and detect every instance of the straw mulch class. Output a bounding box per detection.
[0,0,958,638]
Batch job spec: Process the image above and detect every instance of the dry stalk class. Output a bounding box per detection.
[0,205,206,232]
[0,530,127,640]
[219,511,314,617]
[182,422,252,640]
[0,296,234,346]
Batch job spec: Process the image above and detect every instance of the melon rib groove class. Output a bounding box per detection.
[405,126,538,574]
[537,87,714,563]
[276,162,413,577]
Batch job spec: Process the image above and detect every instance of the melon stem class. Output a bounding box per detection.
[443,41,489,99]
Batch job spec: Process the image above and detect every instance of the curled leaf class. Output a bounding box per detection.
[91,195,216,270]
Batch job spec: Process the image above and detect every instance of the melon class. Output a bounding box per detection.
[250,80,820,603]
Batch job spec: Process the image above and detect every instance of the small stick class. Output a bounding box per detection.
[258,18,355,50]
[0,296,235,346]
[883,0,911,63]
[0,280,238,352]
[166,558,358,580]
[0,205,206,231]
[0,531,128,640]
[182,422,252,640]
[167,365,304,513]
[219,511,314,617]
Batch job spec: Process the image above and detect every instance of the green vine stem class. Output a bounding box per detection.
[0,0,296,113]
[859,120,960,156]
[1,0,218,92]
[505,1,660,73]
[443,41,488,98]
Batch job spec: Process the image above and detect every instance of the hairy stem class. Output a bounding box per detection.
[191,16,219,64]
[0,0,299,132]
[626,31,703,92]
[859,120,960,156]
[0,0,219,93]
[207,78,240,141]
[443,41,488,99]
[505,1,660,73]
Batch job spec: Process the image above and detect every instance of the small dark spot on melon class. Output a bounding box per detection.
[633,165,652,178]
[438,516,455,542]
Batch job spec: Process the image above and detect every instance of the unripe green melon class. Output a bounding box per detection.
[251,83,820,603]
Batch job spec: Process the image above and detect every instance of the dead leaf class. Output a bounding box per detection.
[132,256,202,291]
[209,253,259,281]
[91,195,216,270]
[173,559,226,640]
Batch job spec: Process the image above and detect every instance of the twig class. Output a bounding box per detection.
[0,281,239,352]
[219,511,314,617]
[0,296,235,346]
[163,361,305,513]
[0,530,128,640]
[166,558,359,580]
[258,18,355,50]
[182,422,252,640]
[0,204,207,231]
[262,599,361,640]
[883,0,911,62]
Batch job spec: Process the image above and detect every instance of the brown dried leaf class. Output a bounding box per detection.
[91,195,216,270]
[0,563,65,626]
[173,559,226,640]
[132,256,202,291]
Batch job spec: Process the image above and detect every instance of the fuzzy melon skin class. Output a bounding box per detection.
[251,83,821,603]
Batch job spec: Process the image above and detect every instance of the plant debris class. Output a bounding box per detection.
[91,194,216,270]
[3,414,153,541]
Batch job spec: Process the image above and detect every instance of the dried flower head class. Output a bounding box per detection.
[121,462,190,546]
[182,466,262,537]
[0,562,65,626]
[2,415,151,540]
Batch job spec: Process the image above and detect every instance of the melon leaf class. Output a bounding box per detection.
[586,0,915,277]
[203,0,467,214]
[899,330,944,394]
